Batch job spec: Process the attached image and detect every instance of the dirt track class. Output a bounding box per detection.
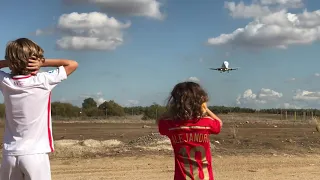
[51,155,320,180]
[1,116,320,179]
[48,119,320,180]
[49,120,320,155]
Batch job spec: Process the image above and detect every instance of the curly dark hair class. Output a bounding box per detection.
[166,81,209,121]
[5,38,44,76]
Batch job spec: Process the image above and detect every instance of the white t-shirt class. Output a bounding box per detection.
[0,66,67,155]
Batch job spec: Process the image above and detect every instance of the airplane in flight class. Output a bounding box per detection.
[209,61,239,73]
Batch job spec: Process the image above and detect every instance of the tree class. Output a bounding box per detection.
[83,107,103,117]
[82,98,97,109]
[51,102,81,117]
[142,103,167,120]
[124,106,145,116]
[98,100,125,117]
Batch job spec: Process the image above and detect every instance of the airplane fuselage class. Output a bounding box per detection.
[219,68,231,73]
[210,61,238,73]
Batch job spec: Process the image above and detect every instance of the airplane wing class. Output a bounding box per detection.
[209,68,221,70]
[229,67,240,70]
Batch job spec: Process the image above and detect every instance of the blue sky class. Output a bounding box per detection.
[0,0,320,109]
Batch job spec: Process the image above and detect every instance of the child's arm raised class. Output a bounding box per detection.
[0,60,9,69]
[27,57,78,90]
[27,58,78,76]
[202,103,223,134]
[205,107,223,127]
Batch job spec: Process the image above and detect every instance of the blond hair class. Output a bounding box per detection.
[5,38,44,75]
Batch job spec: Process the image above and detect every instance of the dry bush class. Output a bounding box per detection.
[230,124,238,139]
[311,117,320,132]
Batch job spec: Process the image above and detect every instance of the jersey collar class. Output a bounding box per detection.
[12,74,32,80]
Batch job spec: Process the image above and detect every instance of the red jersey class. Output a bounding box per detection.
[158,117,221,180]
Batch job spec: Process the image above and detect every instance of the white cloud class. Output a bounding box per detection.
[63,0,164,20]
[36,12,131,51]
[278,102,301,109]
[236,88,282,108]
[34,27,55,36]
[286,77,296,82]
[187,77,200,82]
[37,0,165,51]
[208,1,320,50]
[293,90,320,102]
[236,89,266,106]
[35,29,44,36]
[79,92,107,106]
[224,1,271,18]
[314,73,320,77]
[50,12,131,51]
[282,89,320,109]
[224,0,304,19]
[97,92,103,96]
[260,0,304,8]
[95,97,106,105]
[257,88,283,100]
[59,97,68,103]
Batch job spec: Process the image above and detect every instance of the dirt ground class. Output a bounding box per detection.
[51,155,320,180]
[0,115,320,179]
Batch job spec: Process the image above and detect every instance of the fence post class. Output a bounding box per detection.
[294,111,297,121]
[285,111,287,120]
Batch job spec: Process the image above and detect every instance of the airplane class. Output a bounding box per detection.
[209,61,239,73]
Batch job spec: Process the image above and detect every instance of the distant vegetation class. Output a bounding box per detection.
[0,98,318,120]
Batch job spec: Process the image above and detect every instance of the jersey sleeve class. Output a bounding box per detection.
[0,70,10,90]
[41,66,67,90]
[207,118,221,134]
[0,70,9,80]
[158,119,170,136]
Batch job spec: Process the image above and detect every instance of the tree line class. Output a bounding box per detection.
[0,98,318,120]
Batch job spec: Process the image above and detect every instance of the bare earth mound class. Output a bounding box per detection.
[53,139,125,158]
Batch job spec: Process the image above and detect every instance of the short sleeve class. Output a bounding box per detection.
[207,118,221,134]
[40,66,67,90]
[158,119,170,136]
[0,70,10,90]
[0,70,9,80]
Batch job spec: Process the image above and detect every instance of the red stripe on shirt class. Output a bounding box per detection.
[12,75,32,80]
[47,92,54,152]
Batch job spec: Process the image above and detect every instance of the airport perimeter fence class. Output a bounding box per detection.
[45,108,320,123]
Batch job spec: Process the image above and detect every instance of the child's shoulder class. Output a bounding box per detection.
[158,118,173,125]
[201,116,215,120]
